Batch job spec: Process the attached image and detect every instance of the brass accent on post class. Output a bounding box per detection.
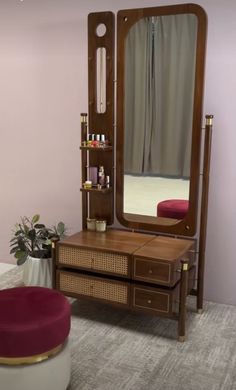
[182,263,188,271]
[205,114,213,126]
[80,113,88,123]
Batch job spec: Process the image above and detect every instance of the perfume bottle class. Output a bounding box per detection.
[98,166,105,186]
[106,175,110,188]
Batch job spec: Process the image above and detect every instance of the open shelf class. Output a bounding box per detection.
[80,146,113,151]
[80,187,112,194]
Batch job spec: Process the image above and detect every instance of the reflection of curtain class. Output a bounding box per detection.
[124,14,197,178]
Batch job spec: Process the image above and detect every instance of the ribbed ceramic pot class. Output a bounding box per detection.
[22,256,52,288]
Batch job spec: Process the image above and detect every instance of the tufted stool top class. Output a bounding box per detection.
[0,286,71,358]
[157,199,189,220]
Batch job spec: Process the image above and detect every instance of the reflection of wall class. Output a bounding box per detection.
[0,0,236,306]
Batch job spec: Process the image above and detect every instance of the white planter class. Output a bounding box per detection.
[22,256,52,288]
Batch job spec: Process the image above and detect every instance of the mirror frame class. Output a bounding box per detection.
[116,3,207,236]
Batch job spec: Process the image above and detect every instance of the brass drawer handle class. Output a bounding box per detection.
[148,269,153,274]
[147,299,152,304]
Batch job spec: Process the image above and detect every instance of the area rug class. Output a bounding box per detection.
[1,267,236,390]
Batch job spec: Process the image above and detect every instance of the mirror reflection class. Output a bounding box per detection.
[96,47,106,113]
[123,13,197,217]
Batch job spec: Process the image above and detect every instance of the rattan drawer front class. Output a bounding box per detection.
[58,246,129,276]
[58,271,129,305]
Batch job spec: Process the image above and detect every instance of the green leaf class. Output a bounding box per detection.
[10,246,19,254]
[10,238,18,245]
[34,224,45,229]
[18,239,27,251]
[28,229,36,240]
[14,250,26,259]
[57,222,65,236]
[32,214,40,224]
[17,254,28,266]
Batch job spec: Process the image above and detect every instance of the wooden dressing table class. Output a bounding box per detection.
[53,4,212,341]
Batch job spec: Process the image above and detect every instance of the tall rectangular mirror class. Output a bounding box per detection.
[116,3,207,236]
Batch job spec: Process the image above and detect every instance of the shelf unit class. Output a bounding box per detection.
[80,11,115,230]
[80,113,114,229]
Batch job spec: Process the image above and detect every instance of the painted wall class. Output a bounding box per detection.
[0,0,235,305]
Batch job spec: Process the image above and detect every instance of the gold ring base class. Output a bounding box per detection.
[0,343,63,366]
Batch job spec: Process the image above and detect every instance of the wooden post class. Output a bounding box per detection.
[197,114,213,313]
[178,259,189,342]
[81,113,88,230]
[51,237,60,289]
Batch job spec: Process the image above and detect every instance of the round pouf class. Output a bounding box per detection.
[0,286,71,390]
[157,199,189,219]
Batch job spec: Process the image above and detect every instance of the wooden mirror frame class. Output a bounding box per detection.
[116,3,207,236]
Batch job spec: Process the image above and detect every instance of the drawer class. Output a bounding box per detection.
[132,284,179,316]
[133,250,195,287]
[58,245,130,277]
[57,270,130,306]
[134,257,172,285]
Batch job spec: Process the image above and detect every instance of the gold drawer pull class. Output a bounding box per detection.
[147,299,152,304]
[148,269,153,274]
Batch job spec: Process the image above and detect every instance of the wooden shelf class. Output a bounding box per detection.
[80,146,113,151]
[80,187,112,194]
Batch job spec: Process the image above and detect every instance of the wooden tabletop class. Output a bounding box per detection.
[59,229,155,255]
[133,235,194,262]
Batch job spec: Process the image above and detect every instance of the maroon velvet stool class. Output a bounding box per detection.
[157,199,189,220]
[0,286,71,390]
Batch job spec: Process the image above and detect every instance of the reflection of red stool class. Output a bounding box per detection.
[0,286,71,390]
[157,199,189,220]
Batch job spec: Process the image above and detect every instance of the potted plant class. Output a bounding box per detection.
[10,214,66,287]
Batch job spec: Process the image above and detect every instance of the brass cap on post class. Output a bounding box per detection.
[80,113,88,123]
[181,259,189,271]
[205,114,214,126]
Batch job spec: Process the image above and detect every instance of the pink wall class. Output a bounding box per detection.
[0,0,235,305]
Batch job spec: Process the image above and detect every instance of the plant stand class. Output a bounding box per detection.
[23,256,52,288]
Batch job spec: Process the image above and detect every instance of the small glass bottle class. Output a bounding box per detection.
[98,166,105,186]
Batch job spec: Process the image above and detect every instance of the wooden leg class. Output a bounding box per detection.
[51,237,60,289]
[197,116,213,313]
[178,260,189,342]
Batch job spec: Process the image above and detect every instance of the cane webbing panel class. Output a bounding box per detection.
[58,246,129,276]
[59,272,128,304]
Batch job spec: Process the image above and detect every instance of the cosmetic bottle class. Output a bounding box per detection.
[98,166,105,186]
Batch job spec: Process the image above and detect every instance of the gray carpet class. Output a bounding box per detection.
[1,267,236,390]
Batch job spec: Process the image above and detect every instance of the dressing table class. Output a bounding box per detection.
[53,3,213,341]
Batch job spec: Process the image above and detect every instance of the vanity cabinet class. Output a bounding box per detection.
[54,229,195,340]
[53,6,212,342]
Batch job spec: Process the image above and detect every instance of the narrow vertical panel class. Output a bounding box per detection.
[87,12,115,225]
